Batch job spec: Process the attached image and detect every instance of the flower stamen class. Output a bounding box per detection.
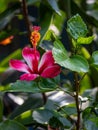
[30,26,41,49]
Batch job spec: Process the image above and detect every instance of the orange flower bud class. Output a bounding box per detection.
[0,36,14,45]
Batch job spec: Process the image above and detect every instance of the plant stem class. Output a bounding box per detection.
[74,72,80,130]
[21,0,32,42]
[67,0,71,18]
[42,93,47,105]
[79,73,87,84]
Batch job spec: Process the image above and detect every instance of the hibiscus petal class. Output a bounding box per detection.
[41,64,61,78]
[9,59,30,73]
[38,51,55,73]
[20,73,39,81]
[22,47,40,72]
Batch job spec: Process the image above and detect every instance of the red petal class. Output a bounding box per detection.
[9,59,30,73]
[41,65,61,78]
[32,26,41,31]
[38,51,54,73]
[22,47,40,73]
[20,73,39,81]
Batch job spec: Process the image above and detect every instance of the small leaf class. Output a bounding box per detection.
[33,108,53,124]
[77,36,94,45]
[67,14,88,39]
[0,120,27,130]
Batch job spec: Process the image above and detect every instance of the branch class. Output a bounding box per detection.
[74,72,81,130]
[21,0,32,42]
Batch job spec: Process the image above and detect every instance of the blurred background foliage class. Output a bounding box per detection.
[0,0,98,130]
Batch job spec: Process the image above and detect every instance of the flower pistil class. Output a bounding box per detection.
[30,26,41,49]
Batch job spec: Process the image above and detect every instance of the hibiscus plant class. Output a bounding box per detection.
[0,0,98,130]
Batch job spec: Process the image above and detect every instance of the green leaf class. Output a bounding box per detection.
[33,108,53,124]
[58,117,71,128]
[83,107,98,130]
[15,110,34,125]
[9,93,43,119]
[0,49,22,67]
[71,0,98,28]
[33,108,72,128]
[47,0,60,15]
[77,36,94,45]
[66,55,89,72]
[90,67,98,85]
[51,10,65,33]
[43,10,65,41]
[39,2,53,43]
[0,85,10,92]
[91,51,98,66]
[87,10,98,21]
[53,40,69,61]
[49,116,63,128]
[40,11,66,50]
[0,67,7,73]
[49,116,71,128]
[60,104,77,116]
[0,120,27,130]
[84,118,98,130]
[44,30,54,40]
[53,40,89,72]
[67,14,88,39]
[4,77,59,93]
[39,5,65,48]
[0,0,8,13]
[50,112,72,128]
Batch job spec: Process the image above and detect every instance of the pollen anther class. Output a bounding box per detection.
[30,26,41,49]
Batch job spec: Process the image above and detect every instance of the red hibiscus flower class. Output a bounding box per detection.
[9,26,61,81]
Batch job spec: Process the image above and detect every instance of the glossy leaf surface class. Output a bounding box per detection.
[67,14,88,39]
[53,40,89,72]
[4,76,59,93]
[0,120,27,130]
